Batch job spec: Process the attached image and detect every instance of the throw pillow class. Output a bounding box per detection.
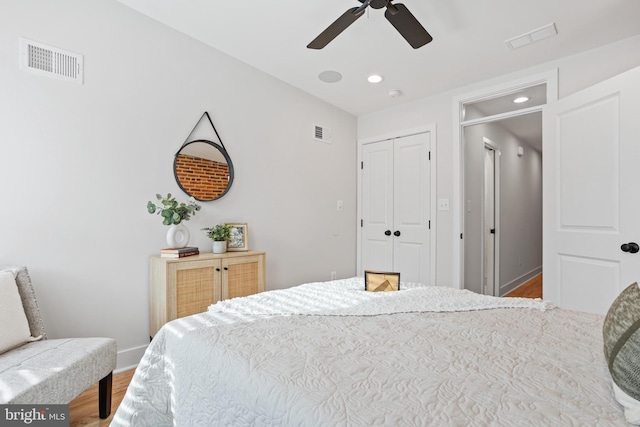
[603,282,640,423]
[0,270,34,354]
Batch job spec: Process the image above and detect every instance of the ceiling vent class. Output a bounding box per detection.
[505,23,558,50]
[313,124,332,143]
[20,38,84,84]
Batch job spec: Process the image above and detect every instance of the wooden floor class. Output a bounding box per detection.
[505,273,542,299]
[69,369,134,427]
[69,273,543,426]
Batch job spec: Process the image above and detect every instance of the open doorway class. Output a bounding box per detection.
[460,86,544,297]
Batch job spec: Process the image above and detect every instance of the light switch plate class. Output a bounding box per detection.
[438,199,450,211]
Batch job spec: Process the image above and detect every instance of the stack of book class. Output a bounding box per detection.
[160,247,199,258]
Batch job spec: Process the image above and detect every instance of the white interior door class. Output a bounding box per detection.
[483,146,496,296]
[361,140,394,272]
[361,133,431,284]
[393,133,431,284]
[543,66,640,314]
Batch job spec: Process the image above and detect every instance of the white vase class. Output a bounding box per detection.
[166,223,190,248]
[212,240,227,254]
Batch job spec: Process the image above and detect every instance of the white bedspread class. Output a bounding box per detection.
[207,277,554,317]
[111,278,627,426]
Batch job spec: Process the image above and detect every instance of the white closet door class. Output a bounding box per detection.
[393,133,431,284]
[361,140,394,272]
[543,66,640,314]
[361,133,431,284]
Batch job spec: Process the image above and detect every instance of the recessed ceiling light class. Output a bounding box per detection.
[318,70,342,83]
[513,96,530,104]
[367,74,384,84]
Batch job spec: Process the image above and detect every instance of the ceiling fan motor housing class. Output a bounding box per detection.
[369,0,391,9]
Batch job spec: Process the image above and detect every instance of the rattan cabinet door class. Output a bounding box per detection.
[174,260,220,318]
[149,256,221,338]
[222,254,266,300]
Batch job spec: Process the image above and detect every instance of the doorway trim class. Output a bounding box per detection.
[452,70,558,289]
[356,123,437,286]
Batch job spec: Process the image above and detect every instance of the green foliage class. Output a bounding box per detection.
[202,224,232,241]
[147,193,201,226]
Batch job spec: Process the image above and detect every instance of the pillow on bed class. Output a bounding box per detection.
[0,269,34,354]
[603,282,640,423]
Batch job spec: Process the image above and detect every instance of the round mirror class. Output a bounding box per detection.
[173,139,234,201]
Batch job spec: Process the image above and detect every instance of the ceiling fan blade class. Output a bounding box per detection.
[307,7,366,49]
[384,3,433,49]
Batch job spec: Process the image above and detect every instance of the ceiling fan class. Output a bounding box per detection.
[307,0,433,50]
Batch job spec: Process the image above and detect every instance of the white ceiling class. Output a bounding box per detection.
[115,0,640,118]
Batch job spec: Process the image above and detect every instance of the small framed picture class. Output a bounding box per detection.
[226,223,249,251]
[364,271,400,292]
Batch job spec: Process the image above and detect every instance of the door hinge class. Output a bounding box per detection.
[460,233,463,239]
[361,161,363,170]
[428,220,431,229]
[361,219,363,227]
[428,151,431,161]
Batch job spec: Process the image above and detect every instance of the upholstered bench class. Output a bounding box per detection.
[0,266,117,418]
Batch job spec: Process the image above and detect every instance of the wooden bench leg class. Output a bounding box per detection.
[99,372,113,419]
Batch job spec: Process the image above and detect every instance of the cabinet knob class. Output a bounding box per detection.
[216,268,221,271]
[224,267,228,271]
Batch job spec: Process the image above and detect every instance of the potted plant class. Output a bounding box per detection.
[147,193,201,248]
[203,224,232,254]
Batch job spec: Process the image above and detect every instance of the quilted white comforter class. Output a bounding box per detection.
[111,278,627,426]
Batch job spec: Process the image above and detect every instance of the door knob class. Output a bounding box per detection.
[394,230,401,237]
[385,230,392,236]
[621,242,640,253]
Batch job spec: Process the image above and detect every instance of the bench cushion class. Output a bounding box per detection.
[0,337,116,404]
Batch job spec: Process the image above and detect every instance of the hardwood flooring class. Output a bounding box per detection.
[69,273,543,426]
[505,273,543,299]
[69,369,134,427]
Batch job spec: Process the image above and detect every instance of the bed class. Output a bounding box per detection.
[111,277,635,426]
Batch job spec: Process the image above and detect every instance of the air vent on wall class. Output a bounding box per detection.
[313,124,332,143]
[20,38,84,84]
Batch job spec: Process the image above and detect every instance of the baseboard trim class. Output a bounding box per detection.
[115,344,147,373]
[500,266,542,296]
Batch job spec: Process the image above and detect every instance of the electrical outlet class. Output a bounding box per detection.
[438,199,450,211]
[331,271,337,280]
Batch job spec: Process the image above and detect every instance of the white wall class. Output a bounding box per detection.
[358,35,640,288]
[0,0,357,370]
